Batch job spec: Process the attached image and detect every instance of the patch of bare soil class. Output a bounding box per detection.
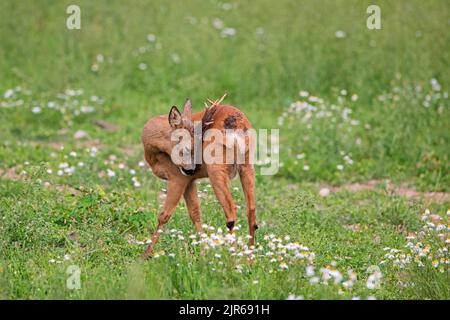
[119,145,141,156]
[0,167,21,180]
[320,179,450,203]
[30,141,66,149]
[29,139,141,158]
[28,139,104,150]
[93,119,120,132]
[393,186,450,203]
[51,184,80,195]
[0,166,80,195]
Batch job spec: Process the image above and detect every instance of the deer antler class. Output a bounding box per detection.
[216,92,227,105]
[202,93,228,131]
[204,92,228,108]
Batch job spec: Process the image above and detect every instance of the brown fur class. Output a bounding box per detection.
[223,112,242,129]
[141,101,257,259]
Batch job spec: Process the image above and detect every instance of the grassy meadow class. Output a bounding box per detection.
[0,0,449,299]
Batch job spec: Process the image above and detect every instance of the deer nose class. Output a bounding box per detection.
[180,166,197,176]
[183,161,196,171]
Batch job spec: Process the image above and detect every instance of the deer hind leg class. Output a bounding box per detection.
[207,164,237,233]
[239,164,257,247]
[184,180,202,233]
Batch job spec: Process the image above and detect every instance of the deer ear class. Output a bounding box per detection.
[168,106,182,128]
[182,98,192,119]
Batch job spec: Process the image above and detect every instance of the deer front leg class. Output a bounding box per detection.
[142,177,189,259]
[239,164,257,247]
[207,164,237,233]
[184,180,203,233]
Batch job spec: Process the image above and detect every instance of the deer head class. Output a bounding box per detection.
[168,98,197,175]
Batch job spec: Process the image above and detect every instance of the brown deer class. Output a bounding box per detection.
[141,94,257,259]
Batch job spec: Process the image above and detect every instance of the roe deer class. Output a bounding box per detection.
[141,94,257,259]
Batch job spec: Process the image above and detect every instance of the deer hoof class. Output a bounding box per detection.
[141,252,153,260]
[226,221,235,230]
[141,246,154,260]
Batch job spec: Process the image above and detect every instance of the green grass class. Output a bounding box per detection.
[0,0,449,299]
